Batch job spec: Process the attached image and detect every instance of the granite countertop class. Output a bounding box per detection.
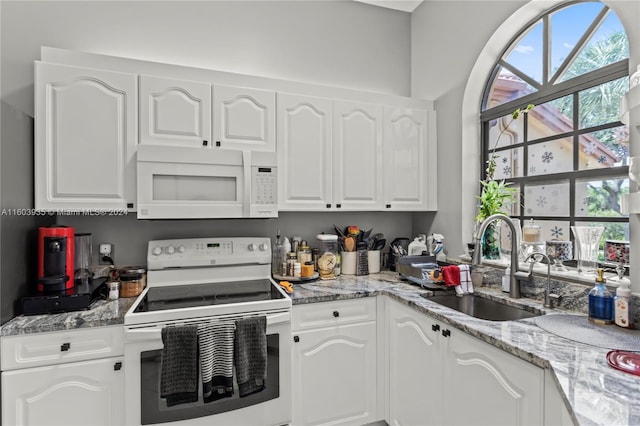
[2,271,639,425]
[290,272,640,426]
[0,297,137,336]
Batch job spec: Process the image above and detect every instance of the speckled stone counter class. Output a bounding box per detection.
[291,272,640,426]
[0,297,135,336]
[2,270,639,425]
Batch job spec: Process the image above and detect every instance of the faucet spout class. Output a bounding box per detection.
[473,214,521,298]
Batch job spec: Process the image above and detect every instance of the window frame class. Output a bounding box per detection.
[479,1,630,265]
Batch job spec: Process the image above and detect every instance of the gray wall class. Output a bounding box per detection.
[411,0,527,259]
[0,0,414,322]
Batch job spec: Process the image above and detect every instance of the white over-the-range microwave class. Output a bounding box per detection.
[136,145,277,219]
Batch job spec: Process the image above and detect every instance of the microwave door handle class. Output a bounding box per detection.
[242,150,251,217]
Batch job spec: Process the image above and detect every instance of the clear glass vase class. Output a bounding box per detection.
[571,226,604,275]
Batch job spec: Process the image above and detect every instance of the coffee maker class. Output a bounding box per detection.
[37,226,74,292]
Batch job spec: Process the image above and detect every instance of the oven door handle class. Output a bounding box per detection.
[125,327,163,342]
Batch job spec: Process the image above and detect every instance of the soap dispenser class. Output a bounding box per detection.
[614,265,634,328]
[588,268,614,324]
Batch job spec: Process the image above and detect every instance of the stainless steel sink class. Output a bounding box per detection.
[421,294,543,321]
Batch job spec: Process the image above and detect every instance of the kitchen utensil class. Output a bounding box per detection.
[344,236,356,252]
[373,238,386,250]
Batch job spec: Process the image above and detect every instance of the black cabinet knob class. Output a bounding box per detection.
[442,329,451,338]
[216,141,221,147]
[60,342,70,352]
[336,204,342,208]
[293,335,300,343]
[333,311,340,318]
[114,361,122,371]
[386,204,392,209]
[432,324,440,332]
[202,140,208,146]
[326,204,331,208]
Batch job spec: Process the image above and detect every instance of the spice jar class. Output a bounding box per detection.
[118,266,146,298]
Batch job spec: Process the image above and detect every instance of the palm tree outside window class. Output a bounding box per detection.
[480,1,630,266]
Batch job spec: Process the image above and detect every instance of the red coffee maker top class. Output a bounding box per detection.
[37,226,75,292]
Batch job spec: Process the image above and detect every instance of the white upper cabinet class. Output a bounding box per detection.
[213,84,276,151]
[333,100,383,211]
[277,93,333,210]
[383,106,432,211]
[35,62,137,211]
[139,75,211,148]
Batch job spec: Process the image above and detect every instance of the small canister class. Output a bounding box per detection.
[118,266,146,298]
[106,280,120,300]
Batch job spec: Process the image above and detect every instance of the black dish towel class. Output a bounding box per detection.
[160,325,199,407]
[234,316,267,397]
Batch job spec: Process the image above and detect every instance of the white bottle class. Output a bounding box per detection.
[502,268,510,293]
[408,237,427,256]
[614,267,634,328]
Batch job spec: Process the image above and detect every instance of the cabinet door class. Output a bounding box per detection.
[383,107,430,211]
[139,75,211,148]
[277,93,332,210]
[35,62,137,211]
[388,299,444,426]
[2,357,125,426]
[213,84,275,151]
[333,100,383,210]
[292,322,377,426]
[446,330,544,426]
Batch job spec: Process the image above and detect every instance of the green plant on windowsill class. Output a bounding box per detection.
[474,104,534,259]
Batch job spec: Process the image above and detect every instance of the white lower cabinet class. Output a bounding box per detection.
[388,298,544,426]
[1,327,125,426]
[2,356,125,426]
[292,298,378,426]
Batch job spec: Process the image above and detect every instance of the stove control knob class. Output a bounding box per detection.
[259,243,268,252]
[177,245,186,254]
[152,246,162,256]
[248,243,257,252]
[165,245,176,255]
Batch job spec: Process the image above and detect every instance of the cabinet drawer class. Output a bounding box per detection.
[1,326,123,371]
[292,297,376,331]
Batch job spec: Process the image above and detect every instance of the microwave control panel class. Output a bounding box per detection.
[252,166,277,206]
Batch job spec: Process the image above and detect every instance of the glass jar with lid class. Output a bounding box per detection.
[316,234,340,279]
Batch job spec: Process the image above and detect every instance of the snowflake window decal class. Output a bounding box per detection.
[536,196,547,207]
[550,226,563,238]
[584,142,597,155]
[542,151,554,163]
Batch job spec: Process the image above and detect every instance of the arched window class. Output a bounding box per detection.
[480,1,629,266]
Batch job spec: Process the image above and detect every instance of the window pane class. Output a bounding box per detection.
[492,147,524,179]
[504,20,543,84]
[579,125,629,170]
[527,138,573,176]
[488,111,525,148]
[579,77,628,129]
[550,3,604,79]
[575,177,629,217]
[524,181,570,216]
[483,65,537,111]
[559,10,629,83]
[528,95,573,141]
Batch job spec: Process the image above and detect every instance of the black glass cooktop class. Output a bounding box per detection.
[133,279,284,313]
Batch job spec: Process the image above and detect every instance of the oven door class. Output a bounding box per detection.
[124,310,291,426]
